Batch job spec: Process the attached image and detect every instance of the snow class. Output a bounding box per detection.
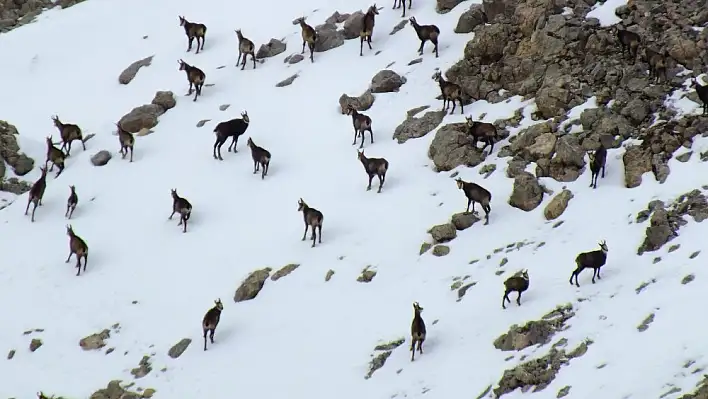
[586,0,626,26]
[1,0,708,398]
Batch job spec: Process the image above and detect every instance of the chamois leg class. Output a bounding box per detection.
[30,203,38,222]
[318,225,322,243]
[182,216,188,233]
[516,291,522,306]
[24,198,31,215]
[359,131,365,149]
[83,254,88,272]
[417,40,425,55]
[253,160,259,174]
[410,340,416,361]
[252,53,257,69]
[55,165,64,178]
[367,174,373,191]
[432,39,439,58]
[66,141,73,157]
[592,268,600,283]
[187,37,194,52]
[301,40,306,54]
[213,137,225,160]
[228,136,240,152]
[360,36,364,56]
[502,291,510,309]
[47,160,54,171]
[193,84,199,102]
[569,266,583,287]
[377,174,384,193]
[169,210,176,220]
[308,43,315,63]
[187,82,193,95]
[601,164,606,179]
[65,204,70,218]
[302,224,309,241]
[75,257,82,276]
[66,252,73,263]
[450,98,457,114]
[241,56,247,70]
[263,162,269,179]
[367,35,372,50]
[465,198,471,213]
[209,328,215,344]
[483,204,490,225]
[368,128,374,144]
[129,147,133,162]
[81,139,86,151]
[352,129,359,145]
[203,329,208,350]
[459,100,464,115]
[418,339,424,354]
[237,51,242,67]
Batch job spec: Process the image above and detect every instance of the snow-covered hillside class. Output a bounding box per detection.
[2,0,708,398]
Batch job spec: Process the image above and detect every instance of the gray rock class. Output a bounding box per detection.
[429,223,457,242]
[437,0,466,14]
[544,189,573,220]
[234,268,272,302]
[325,11,351,24]
[284,54,305,64]
[493,305,575,351]
[393,110,446,143]
[79,329,111,351]
[637,208,675,255]
[465,23,509,62]
[0,120,35,176]
[219,104,231,111]
[0,177,32,195]
[357,267,377,283]
[428,123,484,171]
[271,263,300,281]
[339,90,375,114]
[509,172,544,211]
[314,25,345,52]
[276,74,299,87]
[623,146,652,188]
[455,4,487,33]
[196,119,210,128]
[370,70,406,93]
[118,104,162,133]
[390,19,408,35]
[151,91,176,112]
[256,39,287,58]
[432,245,450,256]
[118,55,154,85]
[168,338,192,358]
[342,11,365,39]
[90,151,112,166]
[451,212,480,230]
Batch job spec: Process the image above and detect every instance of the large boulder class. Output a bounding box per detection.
[339,90,375,113]
[393,110,446,143]
[0,120,34,176]
[465,23,509,62]
[437,0,466,14]
[234,268,272,302]
[455,4,487,33]
[370,70,407,93]
[508,172,544,211]
[256,39,286,59]
[342,11,365,39]
[314,24,345,52]
[428,123,484,171]
[151,91,176,112]
[623,146,652,188]
[543,189,573,220]
[118,104,163,133]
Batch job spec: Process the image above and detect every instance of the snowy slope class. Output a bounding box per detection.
[1,0,708,398]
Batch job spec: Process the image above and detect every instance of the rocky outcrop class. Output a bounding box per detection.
[79,329,111,351]
[118,91,176,133]
[256,39,286,59]
[436,0,466,13]
[454,4,487,33]
[0,0,53,33]
[152,91,176,111]
[493,304,575,351]
[314,23,345,52]
[0,120,35,177]
[637,190,708,255]
[428,223,457,243]
[543,189,573,220]
[118,56,154,85]
[370,70,406,93]
[393,110,446,143]
[509,172,544,211]
[342,11,365,39]
[339,90,375,113]
[234,267,272,302]
[428,123,484,171]
[271,263,300,281]
[89,380,155,399]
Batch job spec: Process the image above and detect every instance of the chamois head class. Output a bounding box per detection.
[455,177,465,190]
[297,198,307,211]
[413,301,423,312]
[599,240,608,253]
[367,4,379,14]
[409,16,417,24]
[178,59,189,71]
[69,185,76,192]
[66,224,75,236]
[214,298,223,310]
[357,149,366,160]
[178,16,187,26]
[51,115,61,128]
[432,71,443,82]
[171,188,179,198]
[520,269,529,280]
[587,150,596,162]
[39,164,48,177]
[46,136,53,145]
[241,111,250,124]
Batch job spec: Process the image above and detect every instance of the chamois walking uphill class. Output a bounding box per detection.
[408,17,439,58]
[296,17,317,63]
[465,116,499,154]
[588,143,607,189]
[357,150,388,193]
[345,104,373,148]
[24,165,48,223]
[45,136,66,178]
[297,198,324,248]
[641,47,668,84]
[360,4,379,56]
[66,185,78,219]
[691,77,708,115]
[455,177,492,225]
[178,59,206,101]
[169,189,193,233]
[410,301,426,361]
[569,240,609,287]
[433,71,464,114]
[235,29,256,70]
[179,16,207,53]
[213,111,250,160]
[614,25,640,63]
[65,225,88,276]
[51,115,85,156]
[393,0,411,17]
[502,270,529,309]
[246,137,271,179]
[202,299,223,351]
[115,122,135,162]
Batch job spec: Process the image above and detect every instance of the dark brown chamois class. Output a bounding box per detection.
[66,185,78,219]
[455,177,492,225]
[297,198,324,248]
[51,115,85,156]
[115,123,135,162]
[433,71,464,114]
[296,17,317,63]
[169,189,192,233]
[37,393,54,399]
[410,301,426,361]
[235,29,256,70]
[614,25,640,63]
[66,224,88,276]
[357,150,388,193]
[360,4,379,56]
[641,47,668,84]
[691,77,708,115]
[45,136,66,177]
[202,298,223,351]
[393,0,411,17]
[465,116,498,154]
[179,16,207,53]
[24,165,48,222]
[178,59,206,101]
[346,104,373,148]
[213,111,250,160]
[502,269,529,309]
[588,143,607,189]
[409,17,439,57]
[246,137,271,179]
[569,240,608,287]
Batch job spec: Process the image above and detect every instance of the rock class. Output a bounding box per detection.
[118,56,154,85]
[621,98,649,125]
[536,82,570,119]
[429,223,457,243]
[370,70,407,93]
[526,133,557,161]
[342,11,365,39]
[219,104,231,111]
[365,350,392,379]
[455,4,487,33]
[314,25,345,52]
[623,146,652,188]
[325,269,335,282]
[390,19,408,35]
[284,54,304,64]
[428,123,484,171]
[482,0,517,21]
[451,212,480,230]
[118,104,162,133]
[0,120,35,176]
[357,266,377,283]
[339,90,375,114]
[510,122,552,155]
[509,172,544,212]
[420,242,432,255]
[29,338,42,352]
[637,208,676,255]
[276,74,299,87]
[196,119,210,128]
[0,178,32,195]
[89,380,153,399]
[494,305,575,351]
[407,105,430,117]
[256,39,286,58]
[393,110,446,143]
[79,329,110,351]
[479,163,496,178]
[130,355,153,378]
[548,135,586,182]
[432,245,451,256]
[151,91,176,112]
[465,23,509,62]
[437,0,466,13]
[543,189,573,220]
[234,268,272,302]
[168,338,192,358]
[676,152,692,162]
[325,11,350,24]
[271,263,300,281]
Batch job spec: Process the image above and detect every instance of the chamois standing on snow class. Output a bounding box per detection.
[409,17,439,58]
[202,298,223,351]
[691,77,708,115]
[169,189,192,233]
[465,117,499,154]
[297,198,323,248]
[213,111,250,160]
[588,143,607,189]
[410,301,426,361]
[502,269,529,309]
[642,47,668,83]
[357,150,388,193]
[360,4,379,56]
[51,115,85,156]
[455,177,492,225]
[393,0,411,17]
[614,25,640,63]
[115,123,135,162]
[178,59,205,102]
[66,224,88,276]
[433,71,464,114]
[246,137,271,179]
[66,185,78,219]
[24,165,48,223]
[45,136,66,177]
[569,240,608,287]
[235,29,256,70]
[345,104,373,148]
[179,16,207,53]
[296,17,317,63]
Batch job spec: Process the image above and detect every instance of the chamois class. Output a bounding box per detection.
[235,29,256,70]
[51,115,85,156]
[410,301,426,361]
[179,16,207,53]
[178,59,206,102]
[433,71,464,114]
[246,137,271,179]
[502,269,529,309]
[115,123,135,162]
[202,298,223,351]
[614,25,640,63]
[409,17,439,58]
[297,198,324,248]
[588,143,607,189]
[66,185,78,219]
[345,105,373,148]
[37,393,53,399]
[169,189,192,233]
[296,17,317,63]
[642,47,668,83]
[24,165,48,223]
[455,177,492,225]
[66,225,88,276]
[213,111,250,160]
[465,117,498,154]
[360,4,379,56]
[357,150,388,193]
[45,136,66,177]
[393,0,411,17]
[569,240,608,287]
[691,77,708,115]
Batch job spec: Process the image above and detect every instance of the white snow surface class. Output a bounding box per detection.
[1,0,708,398]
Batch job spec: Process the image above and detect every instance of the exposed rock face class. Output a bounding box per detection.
[494,304,575,351]
[393,110,446,144]
[89,380,154,399]
[509,172,544,211]
[428,123,484,171]
[0,0,54,33]
[256,39,286,58]
[436,0,466,14]
[314,23,345,52]
[455,4,487,33]
[118,56,154,85]
[151,91,176,111]
[339,90,375,113]
[637,190,708,255]
[0,120,34,176]
[271,263,300,281]
[370,70,407,93]
[234,268,272,302]
[543,189,573,220]
[79,329,111,351]
[118,104,162,133]
[342,11,365,39]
